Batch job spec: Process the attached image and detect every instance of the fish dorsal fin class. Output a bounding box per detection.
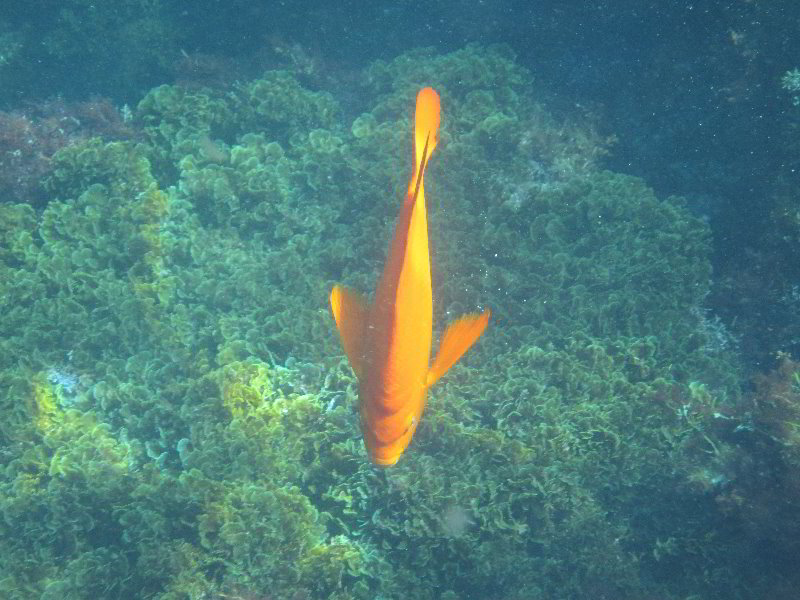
[426,309,491,387]
[330,285,370,380]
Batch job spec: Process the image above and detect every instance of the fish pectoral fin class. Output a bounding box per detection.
[330,285,370,380]
[426,309,491,387]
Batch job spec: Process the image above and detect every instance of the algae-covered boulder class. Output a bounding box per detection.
[0,44,755,600]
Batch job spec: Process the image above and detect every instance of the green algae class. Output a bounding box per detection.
[0,45,781,600]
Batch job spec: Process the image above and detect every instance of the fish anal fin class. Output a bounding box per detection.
[426,309,491,387]
[330,285,370,380]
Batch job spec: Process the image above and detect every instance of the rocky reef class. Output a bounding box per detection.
[1,44,796,600]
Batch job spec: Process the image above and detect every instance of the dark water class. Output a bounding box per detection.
[1,2,799,599]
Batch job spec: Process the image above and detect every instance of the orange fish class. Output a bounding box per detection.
[330,87,490,466]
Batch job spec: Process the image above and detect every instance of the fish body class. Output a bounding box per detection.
[330,87,490,466]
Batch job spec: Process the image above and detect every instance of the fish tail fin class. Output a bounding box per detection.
[426,309,491,387]
[330,285,370,380]
[408,87,441,197]
[415,87,441,160]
